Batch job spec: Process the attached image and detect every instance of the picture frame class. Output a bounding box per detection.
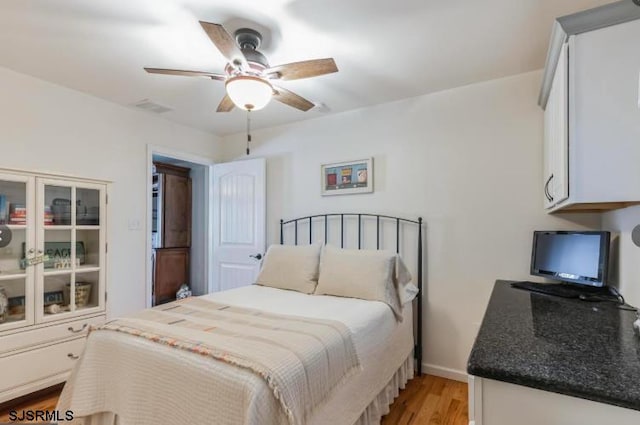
[321,158,373,196]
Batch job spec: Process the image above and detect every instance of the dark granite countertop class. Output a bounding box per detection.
[468,280,640,411]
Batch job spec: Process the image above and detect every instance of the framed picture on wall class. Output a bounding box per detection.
[321,158,373,196]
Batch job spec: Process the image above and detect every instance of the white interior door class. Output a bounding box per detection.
[212,158,266,292]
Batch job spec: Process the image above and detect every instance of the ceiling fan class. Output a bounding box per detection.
[144,21,338,113]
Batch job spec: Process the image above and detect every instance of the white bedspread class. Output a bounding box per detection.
[58,285,414,425]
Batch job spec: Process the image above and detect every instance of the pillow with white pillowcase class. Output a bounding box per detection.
[315,245,418,320]
[255,243,322,294]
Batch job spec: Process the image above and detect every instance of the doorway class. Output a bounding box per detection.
[146,145,213,308]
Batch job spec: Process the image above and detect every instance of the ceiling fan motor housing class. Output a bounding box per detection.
[235,28,269,71]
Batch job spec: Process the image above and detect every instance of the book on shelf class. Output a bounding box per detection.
[10,204,26,215]
[7,203,28,225]
[44,206,53,225]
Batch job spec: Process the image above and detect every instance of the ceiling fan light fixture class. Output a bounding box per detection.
[225,75,273,111]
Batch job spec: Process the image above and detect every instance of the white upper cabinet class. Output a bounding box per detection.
[541,8,640,213]
[543,42,569,209]
[568,20,640,209]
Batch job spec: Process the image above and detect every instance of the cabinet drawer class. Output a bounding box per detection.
[0,315,105,355]
[0,337,85,394]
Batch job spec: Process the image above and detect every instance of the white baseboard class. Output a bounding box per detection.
[422,363,468,382]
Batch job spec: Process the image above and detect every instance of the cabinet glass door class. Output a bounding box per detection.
[38,179,105,321]
[74,185,103,312]
[0,174,34,330]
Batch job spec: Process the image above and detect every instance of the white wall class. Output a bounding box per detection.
[0,66,223,318]
[603,206,640,306]
[221,70,601,376]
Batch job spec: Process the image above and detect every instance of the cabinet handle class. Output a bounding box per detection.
[544,174,554,202]
[68,323,88,333]
[67,353,80,360]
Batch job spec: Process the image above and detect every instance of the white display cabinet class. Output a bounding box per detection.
[0,169,108,403]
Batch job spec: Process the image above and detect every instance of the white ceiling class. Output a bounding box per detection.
[0,0,614,136]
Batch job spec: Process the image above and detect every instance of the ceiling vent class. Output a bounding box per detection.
[132,99,173,114]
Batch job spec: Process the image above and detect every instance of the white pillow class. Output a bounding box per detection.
[315,245,405,319]
[255,243,321,294]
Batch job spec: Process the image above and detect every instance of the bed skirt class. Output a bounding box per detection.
[69,354,414,425]
[353,355,415,425]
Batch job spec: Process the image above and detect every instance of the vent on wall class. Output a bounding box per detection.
[132,99,173,114]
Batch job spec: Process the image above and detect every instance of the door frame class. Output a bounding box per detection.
[145,145,215,309]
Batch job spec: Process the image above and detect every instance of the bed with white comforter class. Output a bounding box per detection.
[58,285,415,425]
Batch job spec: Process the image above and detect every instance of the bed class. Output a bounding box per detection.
[58,213,424,425]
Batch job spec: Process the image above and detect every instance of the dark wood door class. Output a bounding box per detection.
[153,248,190,306]
[162,173,191,248]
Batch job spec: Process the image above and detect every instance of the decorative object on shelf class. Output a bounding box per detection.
[632,225,640,248]
[321,158,373,196]
[76,200,99,225]
[0,224,11,248]
[20,242,85,269]
[8,295,25,316]
[0,195,8,224]
[44,290,64,307]
[51,198,72,225]
[0,287,8,323]
[176,283,192,300]
[64,282,92,307]
[54,258,80,269]
[45,303,61,315]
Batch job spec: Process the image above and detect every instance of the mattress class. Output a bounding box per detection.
[59,285,414,425]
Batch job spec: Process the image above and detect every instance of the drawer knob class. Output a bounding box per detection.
[68,324,88,333]
[67,353,80,360]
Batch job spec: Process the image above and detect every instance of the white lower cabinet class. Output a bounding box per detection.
[469,376,640,425]
[0,335,89,400]
[0,314,106,403]
[0,315,104,356]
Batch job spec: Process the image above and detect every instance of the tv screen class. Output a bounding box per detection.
[530,231,610,287]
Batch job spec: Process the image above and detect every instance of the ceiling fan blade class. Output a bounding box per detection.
[267,58,338,81]
[216,94,235,112]
[199,21,249,70]
[273,86,315,111]
[144,68,226,81]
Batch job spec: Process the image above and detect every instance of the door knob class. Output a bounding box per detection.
[250,253,263,260]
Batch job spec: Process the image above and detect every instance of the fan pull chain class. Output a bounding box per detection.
[246,109,252,155]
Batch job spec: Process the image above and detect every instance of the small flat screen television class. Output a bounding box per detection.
[530,231,610,287]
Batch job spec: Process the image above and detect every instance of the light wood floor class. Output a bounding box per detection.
[0,375,468,424]
[0,390,60,424]
[382,375,468,425]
